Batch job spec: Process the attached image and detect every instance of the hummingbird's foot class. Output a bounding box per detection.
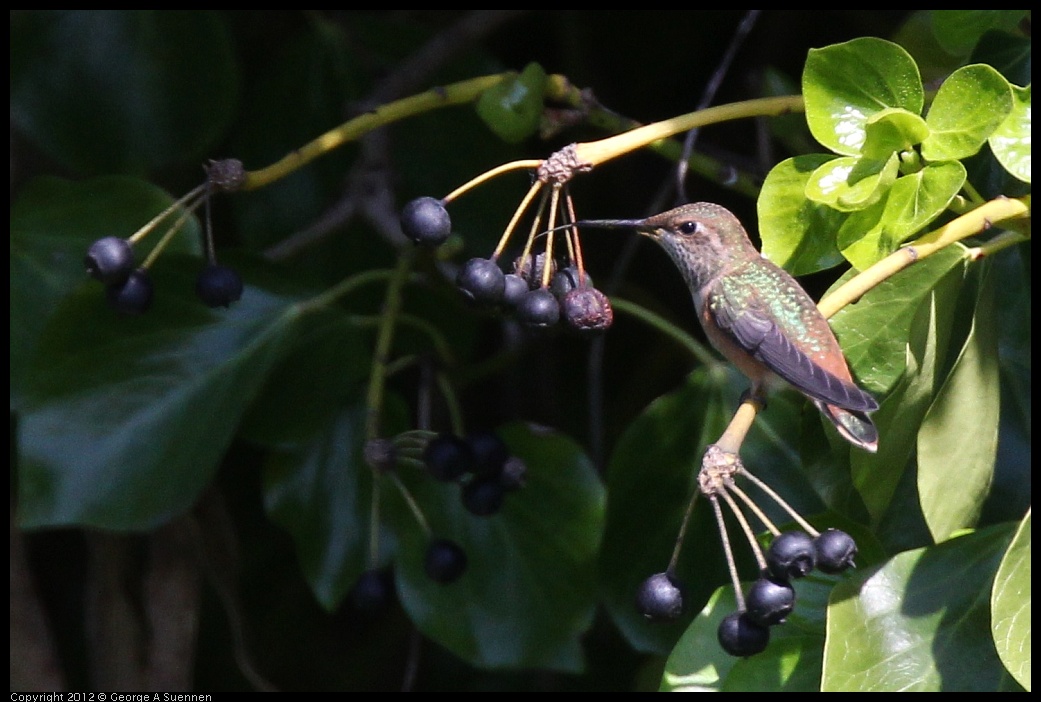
[738,388,768,411]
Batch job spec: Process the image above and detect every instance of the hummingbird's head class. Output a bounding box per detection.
[577,202,751,254]
[574,203,756,286]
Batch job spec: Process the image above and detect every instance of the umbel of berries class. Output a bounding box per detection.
[196,264,244,308]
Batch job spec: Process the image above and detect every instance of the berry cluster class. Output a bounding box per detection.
[422,431,527,518]
[635,528,857,657]
[84,235,243,314]
[717,529,857,657]
[347,429,527,609]
[399,197,613,335]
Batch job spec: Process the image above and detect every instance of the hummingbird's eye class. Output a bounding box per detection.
[678,221,700,236]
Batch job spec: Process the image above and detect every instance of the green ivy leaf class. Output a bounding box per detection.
[863,108,930,161]
[839,161,966,270]
[803,38,923,156]
[805,153,899,212]
[758,155,847,275]
[10,11,237,174]
[921,64,1013,162]
[391,423,604,671]
[991,510,1031,691]
[828,245,966,396]
[475,62,547,144]
[823,524,1017,691]
[848,259,967,524]
[263,403,388,611]
[989,84,1031,183]
[17,253,309,530]
[929,10,1029,56]
[239,313,370,448]
[10,176,202,412]
[917,265,1000,542]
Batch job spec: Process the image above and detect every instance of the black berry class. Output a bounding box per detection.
[549,265,590,300]
[348,568,394,613]
[422,433,474,482]
[501,273,530,309]
[106,268,153,315]
[195,264,243,308]
[424,538,467,584]
[717,612,770,657]
[85,236,134,284]
[461,476,505,517]
[745,576,796,626]
[457,258,505,306]
[635,572,685,622]
[466,431,509,477]
[766,531,817,581]
[562,287,613,334]
[516,288,560,328]
[814,529,858,574]
[400,197,451,246]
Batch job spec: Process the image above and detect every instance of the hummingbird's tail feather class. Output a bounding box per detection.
[813,400,878,453]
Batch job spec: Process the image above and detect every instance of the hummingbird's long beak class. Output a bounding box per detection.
[572,219,657,234]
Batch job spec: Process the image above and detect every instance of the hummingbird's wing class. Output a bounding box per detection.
[711,293,879,413]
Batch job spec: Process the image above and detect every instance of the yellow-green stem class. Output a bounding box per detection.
[818,195,1031,318]
[139,196,207,270]
[574,95,805,169]
[492,180,544,260]
[365,250,416,440]
[444,160,544,204]
[242,73,514,191]
[128,184,207,246]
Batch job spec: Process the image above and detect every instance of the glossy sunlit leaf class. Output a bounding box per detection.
[921,64,1013,162]
[838,162,966,270]
[823,524,1016,691]
[17,254,311,530]
[992,510,1031,691]
[475,62,547,144]
[10,11,237,174]
[918,265,999,542]
[989,84,1031,183]
[391,423,604,671]
[805,154,899,212]
[759,155,847,275]
[10,176,202,412]
[862,108,930,161]
[803,38,923,156]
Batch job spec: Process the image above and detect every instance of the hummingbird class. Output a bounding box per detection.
[577,202,879,452]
